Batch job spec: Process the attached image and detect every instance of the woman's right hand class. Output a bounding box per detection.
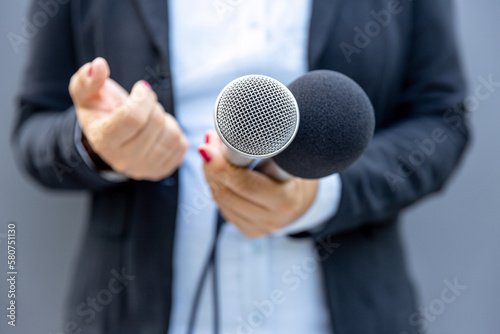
[69,57,188,181]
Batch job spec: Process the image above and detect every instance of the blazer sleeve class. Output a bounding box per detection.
[11,1,121,191]
[314,0,471,238]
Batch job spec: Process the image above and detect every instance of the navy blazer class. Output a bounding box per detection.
[13,0,469,333]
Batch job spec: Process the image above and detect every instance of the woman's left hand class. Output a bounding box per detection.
[199,130,318,239]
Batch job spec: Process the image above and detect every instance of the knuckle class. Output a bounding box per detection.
[91,142,105,157]
[226,165,246,184]
[281,187,294,202]
[272,199,293,219]
[210,186,223,201]
[115,105,132,124]
[152,109,164,127]
[123,97,138,112]
[135,110,150,128]
[127,172,140,180]
[150,92,159,103]
[167,153,182,167]
[87,129,106,150]
[94,125,115,146]
[131,85,148,103]
[245,230,262,239]
[149,175,164,182]
[261,219,276,231]
[212,170,231,188]
[112,160,130,174]
[276,199,290,212]
[159,162,176,178]
[119,105,148,129]
[169,129,182,143]
[127,170,147,180]
[236,177,256,195]
[179,135,189,152]
[173,153,185,168]
[133,115,149,130]
[279,201,296,217]
[281,187,297,208]
[290,202,302,217]
[211,185,229,203]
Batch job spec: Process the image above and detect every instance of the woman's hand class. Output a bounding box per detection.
[199,130,318,238]
[69,57,188,181]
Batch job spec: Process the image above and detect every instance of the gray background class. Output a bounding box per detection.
[0,1,498,333]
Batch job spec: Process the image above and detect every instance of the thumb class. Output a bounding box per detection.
[87,57,110,95]
[199,130,240,190]
[198,130,225,168]
[200,131,260,196]
[69,57,110,106]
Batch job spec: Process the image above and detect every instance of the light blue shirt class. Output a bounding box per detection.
[168,1,342,333]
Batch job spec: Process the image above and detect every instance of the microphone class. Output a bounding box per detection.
[214,75,299,181]
[214,70,375,180]
[196,70,374,334]
[274,70,375,178]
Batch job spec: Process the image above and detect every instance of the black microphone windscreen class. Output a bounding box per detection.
[273,70,375,179]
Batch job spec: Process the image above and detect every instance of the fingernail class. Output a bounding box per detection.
[205,133,210,144]
[198,148,211,163]
[143,81,151,89]
[88,61,93,77]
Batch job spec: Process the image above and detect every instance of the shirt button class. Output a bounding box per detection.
[161,177,176,187]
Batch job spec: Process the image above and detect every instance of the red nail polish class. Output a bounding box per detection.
[205,133,210,144]
[143,81,151,89]
[198,148,211,163]
[88,61,93,77]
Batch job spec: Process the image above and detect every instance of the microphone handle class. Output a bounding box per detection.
[222,146,292,182]
[255,159,292,182]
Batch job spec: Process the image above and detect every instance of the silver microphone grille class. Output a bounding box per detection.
[214,75,299,159]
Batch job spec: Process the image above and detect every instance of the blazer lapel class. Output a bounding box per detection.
[133,0,338,72]
[308,0,340,69]
[133,0,170,67]
[132,0,176,114]
[134,0,337,74]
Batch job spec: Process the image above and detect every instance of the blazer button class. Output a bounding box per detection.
[161,177,176,187]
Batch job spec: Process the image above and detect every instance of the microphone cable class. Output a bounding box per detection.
[187,212,225,334]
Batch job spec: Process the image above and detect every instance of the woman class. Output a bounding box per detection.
[13,0,469,333]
